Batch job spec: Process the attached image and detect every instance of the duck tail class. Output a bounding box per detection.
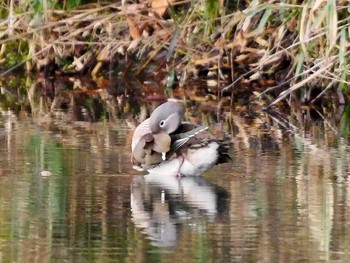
[217,141,232,164]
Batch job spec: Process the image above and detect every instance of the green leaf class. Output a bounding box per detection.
[295,52,304,77]
[338,28,346,67]
[327,0,338,49]
[66,0,81,10]
[257,7,272,34]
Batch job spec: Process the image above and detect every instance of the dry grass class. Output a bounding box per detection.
[0,0,350,107]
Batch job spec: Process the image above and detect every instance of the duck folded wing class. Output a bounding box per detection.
[168,125,209,157]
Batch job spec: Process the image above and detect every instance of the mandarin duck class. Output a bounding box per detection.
[131,101,230,176]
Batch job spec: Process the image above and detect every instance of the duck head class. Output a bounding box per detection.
[149,101,184,134]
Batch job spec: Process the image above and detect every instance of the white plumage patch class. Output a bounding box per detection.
[146,141,220,177]
[131,118,150,151]
[180,142,220,176]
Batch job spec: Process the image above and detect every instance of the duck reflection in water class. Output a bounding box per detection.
[131,100,230,177]
[130,174,229,248]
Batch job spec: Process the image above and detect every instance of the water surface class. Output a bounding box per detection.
[0,105,349,263]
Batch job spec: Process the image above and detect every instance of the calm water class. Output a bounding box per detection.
[0,106,350,263]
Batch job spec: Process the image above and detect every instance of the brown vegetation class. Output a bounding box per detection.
[0,0,350,108]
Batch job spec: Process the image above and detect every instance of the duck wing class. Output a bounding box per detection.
[168,125,209,157]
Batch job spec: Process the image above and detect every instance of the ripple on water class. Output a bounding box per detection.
[0,110,350,262]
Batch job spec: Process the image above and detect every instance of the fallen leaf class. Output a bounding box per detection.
[151,0,169,17]
[255,36,267,47]
[96,77,110,89]
[97,45,110,61]
[126,16,142,39]
[235,53,252,63]
[192,55,220,65]
[230,30,248,51]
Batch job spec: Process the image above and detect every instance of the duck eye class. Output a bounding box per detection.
[159,120,165,127]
